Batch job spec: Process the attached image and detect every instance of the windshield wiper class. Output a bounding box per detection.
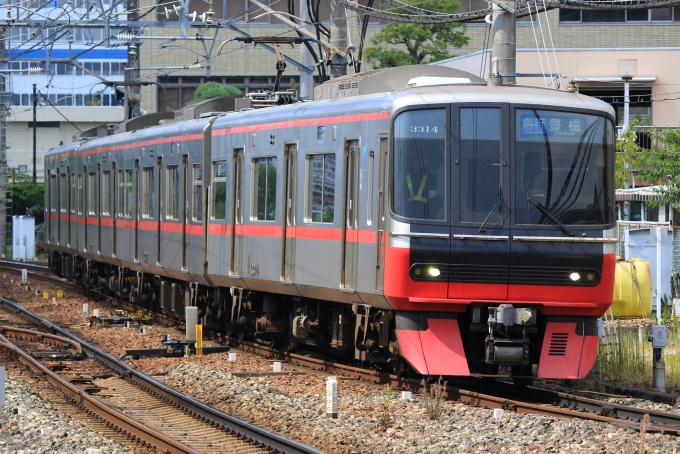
[525,187,574,236]
[479,184,502,233]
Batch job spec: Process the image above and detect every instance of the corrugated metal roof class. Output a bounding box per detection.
[615,186,666,202]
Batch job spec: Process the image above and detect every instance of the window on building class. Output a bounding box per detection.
[307,154,335,223]
[212,161,227,220]
[253,157,277,221]
[167,165,180,219]
[142,167,155,218]
[562,7,678,22]
[102,171,110,215]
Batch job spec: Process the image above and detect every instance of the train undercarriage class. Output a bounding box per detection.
[51,250,549,380]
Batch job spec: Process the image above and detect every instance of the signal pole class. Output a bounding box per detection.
[300,0,315,99]
[490,0,516,84]
[32,84,37,183]
[329,0,348,78]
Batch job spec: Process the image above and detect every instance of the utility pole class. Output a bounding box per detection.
[32,84,37,183]
[489,0,516,85]
[299,0,314,99]
[0,70,7,259]
[125,0,141,119]
[329,0,348,78]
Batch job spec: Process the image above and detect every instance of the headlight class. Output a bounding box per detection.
[428,267,441,278]
[569,272,581,282]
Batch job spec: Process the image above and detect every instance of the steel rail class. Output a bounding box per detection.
[2,262,680,434]
[232,340,680,435]
[0,335,199,454]
[0,296,324,454]
[0,326,83,357]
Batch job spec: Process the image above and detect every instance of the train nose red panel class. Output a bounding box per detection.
[537,318,599,379]
[395,313,470,376]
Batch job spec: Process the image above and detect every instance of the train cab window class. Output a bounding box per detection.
[167,165,180,220]
[306,153,335,223]
[392,109,446,220]
[253,157,277,221]
[514,109,613,225]
[87,172,97,215]
[50,174,58,212]
[460,108,502,224]
[102,171,110,215]
[192,164,203,221]
[212,161,227,220]
[142,167,155,218]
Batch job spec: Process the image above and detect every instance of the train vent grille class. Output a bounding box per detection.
[338,82,359,90]
[548,332,569,356]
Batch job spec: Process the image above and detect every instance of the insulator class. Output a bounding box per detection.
[189,11,197,22]
[28,67,42,74]
[117,32,136,41]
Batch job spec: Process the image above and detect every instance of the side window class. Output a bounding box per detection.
[60,173,67,212]
[117,169,125,216]
[253,157,277,221]
[70,172,76,213]
[142,167,155,218]
[166,165,180,220]
[125,169,133,218]
[102,171,110,215]
[212,161,227,220]
[87,172,96,215]
[50,174,57,212]
[192,164,203,221]
[78,173,84,215]
[306,153,335,223]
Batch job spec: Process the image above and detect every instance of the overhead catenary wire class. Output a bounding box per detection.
[542,0,562,89]
[528,3,548,87]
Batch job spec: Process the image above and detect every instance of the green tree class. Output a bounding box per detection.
[189,82,241,105]
[615,119,648,189]
[364,0,469,69]
[636,127,680,209]
[8,174,44,224]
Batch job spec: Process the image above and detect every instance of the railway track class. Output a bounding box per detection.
[2,260,680,437]
[0,293,323,454]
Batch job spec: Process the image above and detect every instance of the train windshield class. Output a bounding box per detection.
[392,109,447,220]
[515,109,613,226]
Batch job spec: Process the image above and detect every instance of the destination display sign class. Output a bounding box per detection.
[520,113,587,138]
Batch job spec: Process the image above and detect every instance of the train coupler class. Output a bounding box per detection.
[484,304,536,366]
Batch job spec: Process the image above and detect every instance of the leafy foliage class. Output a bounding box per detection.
[615,119,648,189]
[8,174,44,224]
[189,82,241,105]
[364,0,469,69]
[637,126,680,208]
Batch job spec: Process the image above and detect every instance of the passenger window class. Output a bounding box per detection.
[117,170,125,216]
[192,164,203,221]
[166,165,180,219]
[50,174,57,212]
[212,161,227,220]
[70,173,76,214]
[253,157,277,221]
[459,108,501,224]
[306,153,335,223]
[392,109,446,220]
[125,169,133,218]
[102,171,110,215]
[87,172,97,215]
[78,174,84,215]
[60,174,67,212]
[142,167,155,218]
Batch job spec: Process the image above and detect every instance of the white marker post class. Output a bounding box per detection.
[21,269,27,283]
[273,362,282,373]
[326,376,338,419]
[0,367,5,407]
[82,303,88,313]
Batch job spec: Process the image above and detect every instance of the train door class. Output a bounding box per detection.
[67,168,72,247]
[156,157,162,265]
[97,164,102,253]
[449,105,511,300]
[341,140,360,290]
[230,149,244,276]
[182,155,188,271]
[281,144,296,282]
[376,139,388,291]
[134,159,140,262]
[112,162,117,257]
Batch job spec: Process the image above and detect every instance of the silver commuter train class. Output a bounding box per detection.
[46,67,617,380]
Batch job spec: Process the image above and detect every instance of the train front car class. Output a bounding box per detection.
[384,85,616,380]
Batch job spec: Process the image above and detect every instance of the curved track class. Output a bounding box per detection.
[2,260,680,436]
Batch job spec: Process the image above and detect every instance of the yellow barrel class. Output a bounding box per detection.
[611,258,653,317]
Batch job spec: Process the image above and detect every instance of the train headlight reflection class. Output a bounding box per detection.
[569,272,581,282]
[428,267,441,278]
